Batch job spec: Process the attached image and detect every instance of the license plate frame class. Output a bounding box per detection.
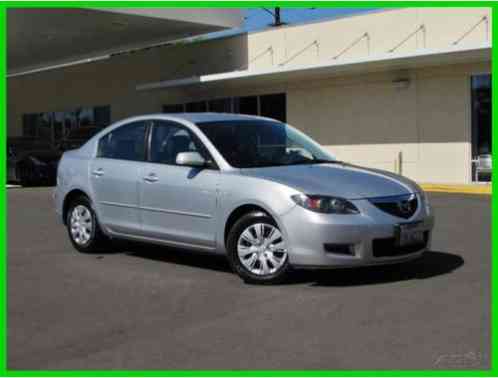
[395,222,425,247]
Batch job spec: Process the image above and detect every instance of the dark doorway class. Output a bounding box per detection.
[471,74,492,182]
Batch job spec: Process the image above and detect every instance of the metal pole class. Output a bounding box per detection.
[275,7,282,26]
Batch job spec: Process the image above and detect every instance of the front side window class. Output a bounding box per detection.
[97,121,147,161]
[149,121,206,165]
[197,120,334,168]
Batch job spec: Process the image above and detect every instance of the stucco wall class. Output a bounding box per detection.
[287,62,489,184]
[247,7,491,70]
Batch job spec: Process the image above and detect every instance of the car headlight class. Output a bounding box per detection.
[291,194,359,214]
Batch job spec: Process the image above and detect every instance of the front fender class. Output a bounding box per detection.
[215,174,298,254]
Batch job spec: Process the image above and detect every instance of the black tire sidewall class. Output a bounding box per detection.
[227,212,290,284]
[66,196,101,253]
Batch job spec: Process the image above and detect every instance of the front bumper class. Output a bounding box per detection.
[280,196,434,268]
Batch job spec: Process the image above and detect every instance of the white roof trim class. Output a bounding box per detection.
[136,43,491,92]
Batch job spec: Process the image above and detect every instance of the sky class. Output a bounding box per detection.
[242,8,378,31]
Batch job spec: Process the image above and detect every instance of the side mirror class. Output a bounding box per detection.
[176,152,206,167]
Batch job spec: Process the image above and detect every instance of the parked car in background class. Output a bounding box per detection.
[473,154,492,182]
[8,137,61,186]
[54,114,434,284]
[56,126,100,152]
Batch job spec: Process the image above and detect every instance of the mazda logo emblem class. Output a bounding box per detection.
[398,200,412,214]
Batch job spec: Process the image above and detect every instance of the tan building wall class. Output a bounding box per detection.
[247,8,491,70]
[287,62,489,184]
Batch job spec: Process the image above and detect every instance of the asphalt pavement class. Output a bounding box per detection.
[7,188,490,370]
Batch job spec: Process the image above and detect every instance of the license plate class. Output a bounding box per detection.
[395,223,425,247]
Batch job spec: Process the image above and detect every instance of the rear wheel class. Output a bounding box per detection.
[66,195,108,253]
[227,211,291,284]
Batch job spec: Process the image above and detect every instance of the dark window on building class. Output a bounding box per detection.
[471,74,492,182]
[64,111,77,138]
[260,93,286,122]
[22,105,110,145]
[208,98,232,113]
[94,106,111,127]
[163,104,185,113]
[53,112,64,142]
[22,114,39,137]
[186,101,207,112]
[234,96,258,116]
[97,121,147,161]
[77,107,94,127]
[38,112,53,142]
[163,92,286,121]
[472,74,491,156]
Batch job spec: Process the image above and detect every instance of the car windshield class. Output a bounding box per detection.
[197,120,336,168]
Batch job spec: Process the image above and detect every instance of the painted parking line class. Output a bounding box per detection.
[420,183,491,195]
[7,184,21,189]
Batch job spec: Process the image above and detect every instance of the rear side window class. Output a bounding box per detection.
[97,121,147,161]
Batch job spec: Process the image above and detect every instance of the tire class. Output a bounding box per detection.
[66,195,108,253]
[227,211,291,284]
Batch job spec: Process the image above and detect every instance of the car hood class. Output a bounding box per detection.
[240,163,420,199]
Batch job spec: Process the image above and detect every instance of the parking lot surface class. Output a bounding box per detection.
[8,188,490,370]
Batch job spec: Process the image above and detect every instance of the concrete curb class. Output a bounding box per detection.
[420,183,491,195]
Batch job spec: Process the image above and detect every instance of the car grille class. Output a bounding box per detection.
[369,194,418,219]
[372,231,429,257]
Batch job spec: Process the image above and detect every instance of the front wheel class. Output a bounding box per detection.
[66,196,108,253]
[227,212,291,284]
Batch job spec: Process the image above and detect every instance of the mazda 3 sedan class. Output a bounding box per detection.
[54,113,434,284]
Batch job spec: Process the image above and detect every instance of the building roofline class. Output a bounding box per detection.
[243,8,390,36]
[186,8,390,44]
[136,43,491,92]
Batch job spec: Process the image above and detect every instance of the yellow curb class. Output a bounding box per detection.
[420,183,491,195]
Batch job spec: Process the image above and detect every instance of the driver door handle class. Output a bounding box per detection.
[92,168,104,177]
[143,173,159,183]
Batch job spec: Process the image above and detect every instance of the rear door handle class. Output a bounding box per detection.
[143,173,158,183]
[92,168,104,177]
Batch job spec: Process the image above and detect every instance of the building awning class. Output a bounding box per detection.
[136,44,491,92]
[8,8,242,75]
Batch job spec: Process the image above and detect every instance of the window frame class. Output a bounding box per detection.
[96,120,149,162]
[146,119,219,170]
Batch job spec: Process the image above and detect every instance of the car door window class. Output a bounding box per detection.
[98,121,147,161]
[150,121,207,165]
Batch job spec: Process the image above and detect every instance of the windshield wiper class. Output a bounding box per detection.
[310,159,344,164]
[290,158,344,165]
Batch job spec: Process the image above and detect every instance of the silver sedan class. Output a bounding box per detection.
[54,113,434,284]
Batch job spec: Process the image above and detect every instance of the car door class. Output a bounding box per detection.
[89,120,148,235]
[139,120,220,249]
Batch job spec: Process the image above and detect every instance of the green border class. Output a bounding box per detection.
[1,1,494,376]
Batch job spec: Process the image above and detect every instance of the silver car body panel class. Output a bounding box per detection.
[54,113,434,267]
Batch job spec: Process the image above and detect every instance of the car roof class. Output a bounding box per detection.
[146,112,276,124]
